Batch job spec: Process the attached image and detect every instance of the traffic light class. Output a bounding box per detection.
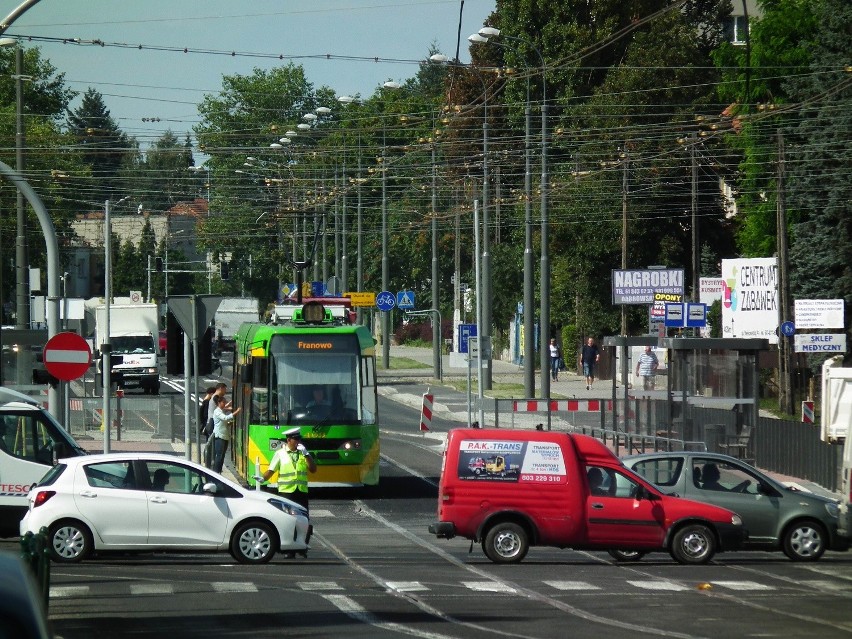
[220,260,229,280]
[155,257,163,272]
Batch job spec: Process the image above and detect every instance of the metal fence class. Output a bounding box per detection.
[485,396,842,493]
[66,395,186,443]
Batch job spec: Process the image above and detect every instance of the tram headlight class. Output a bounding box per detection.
[339,440,362,451]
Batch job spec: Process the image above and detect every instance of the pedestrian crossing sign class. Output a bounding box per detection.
[397,290,415,309]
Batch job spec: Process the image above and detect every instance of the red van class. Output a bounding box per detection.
[429,429,745,564]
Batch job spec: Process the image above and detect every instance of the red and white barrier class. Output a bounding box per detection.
[512,399,614,413]
[420,392,433,432]
[801,401,814,424]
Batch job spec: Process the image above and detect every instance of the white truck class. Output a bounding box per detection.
[215,298,260,348]
[821,356,852,539]
[820,355,850,444]
[95,303,161,394]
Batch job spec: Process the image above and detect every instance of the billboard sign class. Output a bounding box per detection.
[699,277,724,305]
[721,258,779,343]
[794,299,845,329]
[612,268,684,304]
[794,333,847,353]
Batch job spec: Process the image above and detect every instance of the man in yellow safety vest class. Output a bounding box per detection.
[260,427,317,511]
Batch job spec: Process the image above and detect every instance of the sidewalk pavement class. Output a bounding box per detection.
[383,344,611,398]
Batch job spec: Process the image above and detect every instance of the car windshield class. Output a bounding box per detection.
[112,336,154,354]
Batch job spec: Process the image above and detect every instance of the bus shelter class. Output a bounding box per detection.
[604,336,769,455]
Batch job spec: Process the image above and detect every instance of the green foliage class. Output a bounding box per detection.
[66,88,134,204]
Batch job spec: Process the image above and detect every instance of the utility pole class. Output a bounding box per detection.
[776,130,793,415]
[691,134,699,302]
[14,44,28,339]
[620,144,629,336]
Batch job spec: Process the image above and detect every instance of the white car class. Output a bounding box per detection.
[20,453,312,564]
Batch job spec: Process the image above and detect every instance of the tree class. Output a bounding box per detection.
[783,0,852,352]
[66,88,132,204]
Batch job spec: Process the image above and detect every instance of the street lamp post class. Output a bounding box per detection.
[380,81,400,369]
[431,53,490,388]
[102,195,130,455]
[478,27,548,397]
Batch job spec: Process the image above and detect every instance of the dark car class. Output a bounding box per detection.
[624,451,848,561]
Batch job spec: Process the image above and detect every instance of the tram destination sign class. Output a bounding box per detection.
[612,268,684,305]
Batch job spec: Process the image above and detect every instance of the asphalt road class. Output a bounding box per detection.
[4,376,851,638]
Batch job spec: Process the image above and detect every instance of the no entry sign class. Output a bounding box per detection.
[43,332,92,381]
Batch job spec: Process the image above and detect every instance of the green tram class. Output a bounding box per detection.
[231,300,379,488]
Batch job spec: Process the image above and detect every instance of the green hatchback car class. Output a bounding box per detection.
[624,452,848,561]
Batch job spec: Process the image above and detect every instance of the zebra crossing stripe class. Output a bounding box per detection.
[627,580,690,591]
[212,582,258,592]
[130,583,174,595]
[50,586,89,597]
[544,580,601,591]
[462,581,517,593]
[712,581,776,591]
[386,581,429,592]
[298,581,344,591]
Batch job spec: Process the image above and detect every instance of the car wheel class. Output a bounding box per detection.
[482,522,529,564]
[49,520,93,563]
[608,549,646,562]
[782,519,826,561]
[230,521,277,564]
[670,523,715,565]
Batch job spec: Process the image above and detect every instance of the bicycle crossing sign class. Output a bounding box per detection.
[396,290,415,309]
[376,291,396,311]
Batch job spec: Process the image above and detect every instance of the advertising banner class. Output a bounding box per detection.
[721,258,779,343]
[699,277,724,305]
[794,299,845,329]
[457,439,567,484]
[612,268,684,304]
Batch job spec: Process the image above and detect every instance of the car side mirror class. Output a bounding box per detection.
[637,486,660,501]
[202,482,218,494]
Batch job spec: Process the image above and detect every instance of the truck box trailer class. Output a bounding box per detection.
[94,303,160,394]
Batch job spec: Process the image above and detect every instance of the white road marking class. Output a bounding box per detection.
[323,594,458,639]
[298,581,344,591]
[712,581,776,591]
[130,583,174,595]
[212,581,258,592]
[50,586,89,598]
[386,581,429,592]
[627,580,690,591]
[545,581,601,591]
[462,581,517,593]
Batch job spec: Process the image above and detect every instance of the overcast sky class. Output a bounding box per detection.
[5,0,494,148]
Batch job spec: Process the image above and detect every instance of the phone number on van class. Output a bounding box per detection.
[520,474,566,483]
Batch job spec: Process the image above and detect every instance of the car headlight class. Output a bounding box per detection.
[268,498,308,518]
[825,502,840,519]
[731,514,743,526]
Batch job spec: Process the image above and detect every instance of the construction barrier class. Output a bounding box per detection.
[420,392,433,432]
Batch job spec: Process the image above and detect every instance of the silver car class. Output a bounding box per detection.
[624,451,848,561]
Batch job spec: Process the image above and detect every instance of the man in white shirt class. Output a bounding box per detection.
[635,346,659,390]
[211,394,241,473]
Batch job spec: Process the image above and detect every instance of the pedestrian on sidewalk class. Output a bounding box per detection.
[636,345,659,390]
[581,337,600,391]
[549,338,561,382]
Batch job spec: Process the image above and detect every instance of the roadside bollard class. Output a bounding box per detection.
[20,527,51,609]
